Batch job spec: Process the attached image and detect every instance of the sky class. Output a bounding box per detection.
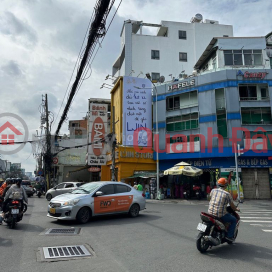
[0,0,271,173]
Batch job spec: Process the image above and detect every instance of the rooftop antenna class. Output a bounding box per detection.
[137,71,143,77]
[129,70,135,76]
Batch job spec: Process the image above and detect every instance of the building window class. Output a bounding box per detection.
[166,96,180,110]
[71,123,79,127]
[241,107,272,125]
[217,110,228,138]
[167,91,198,110]
[239,84,269,101]
[166,112,199,132]
[170,135,199,143]
[179,52,187,62]
[151,50,160,60]
[224,50,243,65]
[224,50,262,66]
[179,30,187,40]
[180,91,198,109]
[151,73,160,82]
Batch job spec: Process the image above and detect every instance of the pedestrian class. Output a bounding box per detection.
[133,181,138,190]
[150,178,156,199]
[137,182,143,191]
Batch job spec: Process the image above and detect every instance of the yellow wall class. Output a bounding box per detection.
[101,146,156,182]
[111,77,123,145]
[100,77,156,182]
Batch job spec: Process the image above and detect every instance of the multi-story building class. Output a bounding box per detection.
[153,35,272,199]
[112,15,233,81]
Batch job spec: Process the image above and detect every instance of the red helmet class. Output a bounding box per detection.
[217,178,228,187]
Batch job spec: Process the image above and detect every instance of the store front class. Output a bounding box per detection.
[101,146,156,184]
[160,156,272,199]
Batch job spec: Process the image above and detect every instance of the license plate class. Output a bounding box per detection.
[197,223,207,232]
[11,209,19,214]
[50,208,56,214]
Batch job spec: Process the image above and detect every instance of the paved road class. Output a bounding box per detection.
[1,197,272,272]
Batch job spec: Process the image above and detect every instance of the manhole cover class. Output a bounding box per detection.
[45,228,81,235]
[43,245,92,259]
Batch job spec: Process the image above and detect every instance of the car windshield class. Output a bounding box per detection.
[71,182,101,194]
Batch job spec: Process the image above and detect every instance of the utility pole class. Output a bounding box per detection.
[45,94,51,190]
[111,106,116,181]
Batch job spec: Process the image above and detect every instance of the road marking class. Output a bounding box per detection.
[242,211,272,213]
[262,230,272,232]
[241,220,272,223]
[250,224,272,227]
[240,217,272,219]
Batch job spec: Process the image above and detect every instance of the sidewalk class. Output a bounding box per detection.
[146,198,208,205]
[146,198,272,206]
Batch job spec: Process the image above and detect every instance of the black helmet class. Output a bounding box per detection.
[16,178,22,185]
[5,178,12,185]
[11,178,16,184]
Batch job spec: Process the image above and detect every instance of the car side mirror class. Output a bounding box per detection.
[95,191,103,197]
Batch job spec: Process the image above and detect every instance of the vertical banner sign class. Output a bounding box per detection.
[122,76,152,146]
[88,103,108,166]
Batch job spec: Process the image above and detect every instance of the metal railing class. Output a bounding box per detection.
[240,97,269,101]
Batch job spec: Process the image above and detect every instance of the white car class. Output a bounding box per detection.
[47,182,146,224]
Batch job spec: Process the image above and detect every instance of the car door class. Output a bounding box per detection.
[93,184,116,215]
[53,183,66,197]
[114,184,133,213]
[62,183,76,194]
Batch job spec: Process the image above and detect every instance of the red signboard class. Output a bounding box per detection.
[88,167,101,172]
[52,157,58,164]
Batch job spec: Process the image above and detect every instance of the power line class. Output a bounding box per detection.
[55,0,114,136]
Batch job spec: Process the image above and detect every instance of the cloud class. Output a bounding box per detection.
[1,60,23,76]
[0,11,38,46]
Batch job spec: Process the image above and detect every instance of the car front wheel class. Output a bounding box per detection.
[76,207,91,224]
[128,204,140,218]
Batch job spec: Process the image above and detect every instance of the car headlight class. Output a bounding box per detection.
[63,199,80,206]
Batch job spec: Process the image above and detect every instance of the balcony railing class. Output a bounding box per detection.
[240,97,269,101]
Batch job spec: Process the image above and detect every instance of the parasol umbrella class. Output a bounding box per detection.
[164,163,203,177]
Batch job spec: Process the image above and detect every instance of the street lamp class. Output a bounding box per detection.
[146,73,160,200]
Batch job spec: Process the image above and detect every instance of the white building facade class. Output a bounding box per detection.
[112,15,233,81]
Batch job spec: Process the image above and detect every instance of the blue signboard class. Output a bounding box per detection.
[160,157,272,171]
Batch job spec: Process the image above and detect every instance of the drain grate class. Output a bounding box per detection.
[43,245,92,259]
[45,228,81,235]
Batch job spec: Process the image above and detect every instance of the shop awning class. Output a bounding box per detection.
[126,171,162,179]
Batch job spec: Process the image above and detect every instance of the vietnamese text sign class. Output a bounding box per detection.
[88,103,108,166]
[122,76,152,146]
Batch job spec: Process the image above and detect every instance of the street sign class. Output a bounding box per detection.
[52,157,58,164]
[38,170,43,175]
[88,167,101,172]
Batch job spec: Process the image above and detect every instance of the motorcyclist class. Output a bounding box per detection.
[0,178,11,196]
[3,178,28,214]
[208,178,240,242]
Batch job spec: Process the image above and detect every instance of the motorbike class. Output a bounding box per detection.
[196,205,241,253]
[193,185,202,200]
[4,199,23,229]
[22,201,28,213]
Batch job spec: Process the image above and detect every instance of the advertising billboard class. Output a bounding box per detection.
[87,103,108,166]
[122,76,152,146]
